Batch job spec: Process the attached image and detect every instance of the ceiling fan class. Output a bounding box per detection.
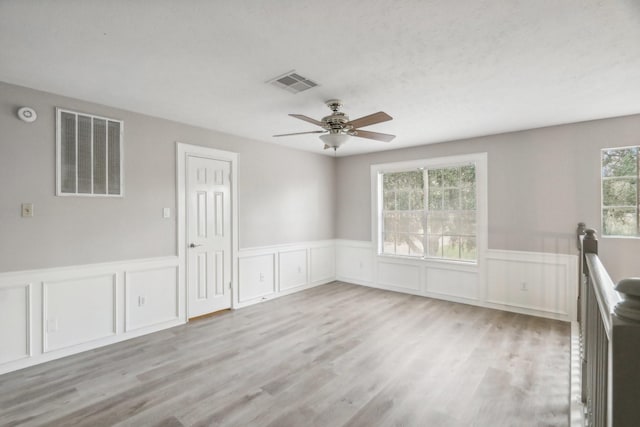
[273,99,396,150]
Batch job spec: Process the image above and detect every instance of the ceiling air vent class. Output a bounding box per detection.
[267,70,319,94]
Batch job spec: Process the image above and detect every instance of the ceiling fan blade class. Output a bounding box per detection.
[273,130,326,137]
[351,129,396,142]
[346,111,392,129]
[289,114,325,127]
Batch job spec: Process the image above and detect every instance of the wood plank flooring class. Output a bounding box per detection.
[0,282,570,426]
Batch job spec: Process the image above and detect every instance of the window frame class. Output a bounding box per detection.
[600,145,640,239]
[55,107,125,198]
[371,153,488,266]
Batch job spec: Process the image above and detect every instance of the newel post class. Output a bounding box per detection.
[582,229,598,275]
[582,228,598,254]
[614,278,640,322]
[576,222,586,251]
[611,278,640,426]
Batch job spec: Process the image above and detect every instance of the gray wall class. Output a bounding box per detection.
[3,80,638,282]
[336,114,640,282]
[0,82,335,272]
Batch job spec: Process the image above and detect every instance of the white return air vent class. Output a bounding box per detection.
[56,108,124,197]
[267,70,319,94]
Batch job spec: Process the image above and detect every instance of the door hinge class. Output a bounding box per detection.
[229,282,232,290]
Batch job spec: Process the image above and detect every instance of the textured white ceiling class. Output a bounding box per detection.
[1,0,639,156]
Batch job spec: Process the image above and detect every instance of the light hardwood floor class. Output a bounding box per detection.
[0,282,570,427]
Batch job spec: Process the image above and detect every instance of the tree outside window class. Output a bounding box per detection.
[381,164,476,261]
[602,147,639,237]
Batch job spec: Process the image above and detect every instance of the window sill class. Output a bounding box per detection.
[376,253,478,271]
[601,235,640,240]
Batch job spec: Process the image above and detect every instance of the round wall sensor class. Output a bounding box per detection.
[17,107,37,123]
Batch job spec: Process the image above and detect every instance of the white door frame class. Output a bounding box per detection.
[176,142,239,318]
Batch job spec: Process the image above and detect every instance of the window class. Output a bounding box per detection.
[373,153,486,263]
[602,146,639,237]
[56,108,123,196]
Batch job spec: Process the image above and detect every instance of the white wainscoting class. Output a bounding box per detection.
[43,273,117,352]
[0,240,576,375]
[125,266,180,332]
[335,240,578,321]
[485,250,577,320]
[237,240,335,308]
[0,256,182,375]
[0,283,31,365]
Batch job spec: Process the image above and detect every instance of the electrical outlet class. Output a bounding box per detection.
[138,296,146,306]
[162,207,171,218]
[259,273,264,282]
[21,203,34,217]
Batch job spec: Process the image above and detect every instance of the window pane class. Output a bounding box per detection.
[396,190,410,210]
[383,213,397,234]
[442,236,460,259]
[603,208,637,236]
[60,112,76,193]
[460,237,477,260]
[77,115,92,194]
[460,165,475,184]
[426,235,442,257]
[446,211,476,235]
[108,121,121,195]
[410,190,424,210]
[441,167,459,187]
[395,234,411,256]
[428,169,441,187]
[427,212,445,235]
[602,148,638,178]
[603,178,637,207]
[382,232,396,254]
[407,234,424,257]
[392,233,424,257]
[397,212,423,233]
[429,189,443,210]
[383,191,396,210]
[384,170,423,189]
[93,118,107,194]
[461,187,476,209]
[443,188,460,210]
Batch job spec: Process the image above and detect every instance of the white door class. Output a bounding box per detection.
[187,155,232,318]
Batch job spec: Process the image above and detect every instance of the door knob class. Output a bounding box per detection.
[189,243,203,248]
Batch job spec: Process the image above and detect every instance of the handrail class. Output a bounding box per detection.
[578,223,640,427]
[584,252,622,339]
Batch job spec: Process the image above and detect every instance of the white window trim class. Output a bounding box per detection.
[370,152,488,266]
[55,108,125,197]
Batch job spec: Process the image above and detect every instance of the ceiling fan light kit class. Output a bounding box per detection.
[274,99,395,151]
[319,132,350,151]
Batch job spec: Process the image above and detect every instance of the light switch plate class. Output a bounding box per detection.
[21,203,34,217]
[163,207,171,218]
